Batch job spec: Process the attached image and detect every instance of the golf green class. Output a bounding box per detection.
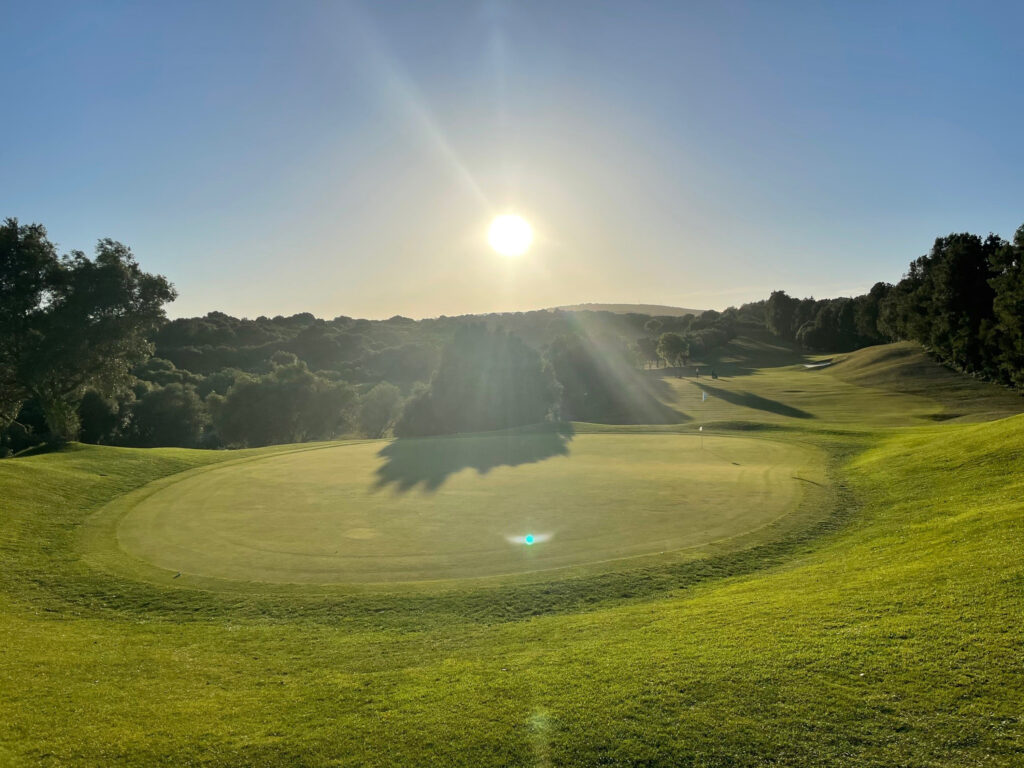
[113,432,820,584]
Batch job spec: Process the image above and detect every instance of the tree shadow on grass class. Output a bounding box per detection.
[374,422,575,493]
[593,374,691,425]
[694,381,815,420]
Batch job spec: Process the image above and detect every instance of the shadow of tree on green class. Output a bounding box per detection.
[588,374,691,425]
[374,423,575,493]
[693,381,815,419]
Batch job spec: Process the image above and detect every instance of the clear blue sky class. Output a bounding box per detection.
[3,0,1022,318]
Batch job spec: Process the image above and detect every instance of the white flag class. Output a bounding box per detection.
[702,390,706,402]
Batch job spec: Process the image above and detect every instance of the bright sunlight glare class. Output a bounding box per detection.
[488,214,533,256]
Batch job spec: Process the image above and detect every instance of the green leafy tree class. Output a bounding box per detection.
[0,220,175,440]
[366,343,438,386]
[548,334,599,419]
[988,225,1024,387]
[395,325,559,437]
[853,283,892,343]
[358,381,403,438]
[128,384,207,447]
[547,333,642,420]
[635,336,659,368]
[766,290,800,340]
[214,358,356,446]
[656,332,689,369]
[77,389,132,444]
[643,318,663,337]
[0,219,57,427]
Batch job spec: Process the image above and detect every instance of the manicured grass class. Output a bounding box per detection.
[106,432,818,585]
[1,339,1021,766]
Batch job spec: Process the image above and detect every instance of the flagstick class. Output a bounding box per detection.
[699,387,706,450]
[700,388,707,450]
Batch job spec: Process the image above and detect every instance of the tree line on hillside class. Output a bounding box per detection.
[633,311,745,370]
[3,216,1020,454]
[0,217,743,453]
[751,223,1024,388]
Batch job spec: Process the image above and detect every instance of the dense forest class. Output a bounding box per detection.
[1,217,1021,454]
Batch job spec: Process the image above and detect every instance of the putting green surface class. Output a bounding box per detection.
[113,433,818,584]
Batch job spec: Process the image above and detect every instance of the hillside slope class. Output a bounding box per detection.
[651,335,1022,428]
[825,342,1023,422]
[551,302,706,316]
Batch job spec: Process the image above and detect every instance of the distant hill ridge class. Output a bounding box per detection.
[550,303,706,317]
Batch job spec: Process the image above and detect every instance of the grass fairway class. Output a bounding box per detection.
[1,338,1022,766]
[107,433,818,584]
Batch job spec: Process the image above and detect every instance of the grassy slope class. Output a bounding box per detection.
[658,331,1022,428]
[0,340,1022,766]
[826,342,1024,422]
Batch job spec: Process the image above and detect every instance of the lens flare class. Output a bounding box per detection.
[506,533,552,546]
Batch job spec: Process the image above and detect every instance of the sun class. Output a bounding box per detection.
[488,214,533,256]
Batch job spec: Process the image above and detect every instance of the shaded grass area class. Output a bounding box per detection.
[690,380,815,419]
[375,422,575,492]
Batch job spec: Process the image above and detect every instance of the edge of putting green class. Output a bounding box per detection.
[78,430,832,597]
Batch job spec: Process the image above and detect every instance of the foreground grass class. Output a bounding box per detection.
[1,342,1022,766]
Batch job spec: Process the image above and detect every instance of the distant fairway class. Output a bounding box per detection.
[112,432,818,584]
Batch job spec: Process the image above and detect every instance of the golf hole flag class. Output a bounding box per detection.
[702,390,706,402]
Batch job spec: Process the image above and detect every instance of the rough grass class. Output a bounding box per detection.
[0,339,1022,766]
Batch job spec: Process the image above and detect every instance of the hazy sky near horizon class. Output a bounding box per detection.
[3,0,1023,319]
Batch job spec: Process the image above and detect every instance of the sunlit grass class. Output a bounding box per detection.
[1,339,1021,765]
